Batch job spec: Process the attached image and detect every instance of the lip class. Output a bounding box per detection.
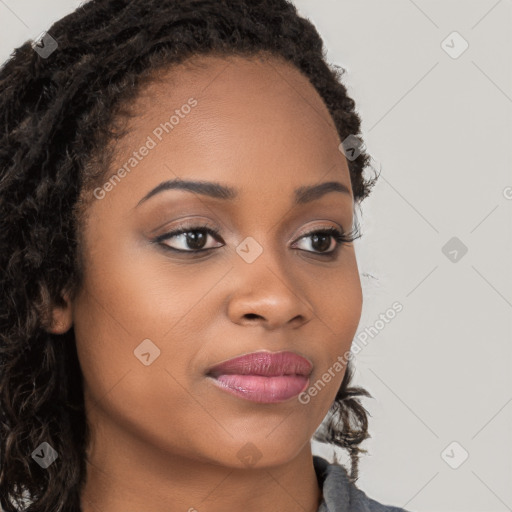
[206,350,313,378]
[206,350,313,404]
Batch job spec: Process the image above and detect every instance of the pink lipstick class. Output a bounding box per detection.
[206,350,313,403]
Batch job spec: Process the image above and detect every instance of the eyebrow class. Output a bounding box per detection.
[136,178,351,207]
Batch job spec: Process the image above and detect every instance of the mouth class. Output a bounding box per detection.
[205,350,313,404]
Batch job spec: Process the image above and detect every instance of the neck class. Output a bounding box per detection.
[80,412,322,512]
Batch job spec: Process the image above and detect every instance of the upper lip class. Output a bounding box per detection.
[206,350,313,378]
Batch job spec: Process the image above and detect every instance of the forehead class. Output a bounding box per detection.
[99,53,351,210]
[140,53,329,116]
[124,53,341,153]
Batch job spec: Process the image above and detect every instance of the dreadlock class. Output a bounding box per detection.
[0,1,378,510]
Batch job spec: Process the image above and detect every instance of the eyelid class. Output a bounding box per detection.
[153,221,341,244]
[293,221,344,239]
[152,223,223,251]
[292,225,359,249]
[152,221,359,256]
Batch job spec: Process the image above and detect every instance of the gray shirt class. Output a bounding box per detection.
[314,455,412,512]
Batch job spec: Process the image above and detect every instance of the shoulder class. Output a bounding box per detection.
[313,455,413,512]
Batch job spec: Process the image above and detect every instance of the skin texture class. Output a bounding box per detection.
[49,54,363,512]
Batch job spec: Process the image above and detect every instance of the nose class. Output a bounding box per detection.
[226,254,314,330]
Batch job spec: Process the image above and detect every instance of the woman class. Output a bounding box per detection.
[0,1,410,511]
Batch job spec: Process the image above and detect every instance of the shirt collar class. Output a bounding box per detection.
[314,455,352,512]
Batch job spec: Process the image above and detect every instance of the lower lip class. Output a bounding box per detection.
[208,374,309,403]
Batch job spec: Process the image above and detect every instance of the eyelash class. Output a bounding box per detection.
[153,223,360,257]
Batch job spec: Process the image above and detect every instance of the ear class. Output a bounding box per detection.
[45,290,73,334]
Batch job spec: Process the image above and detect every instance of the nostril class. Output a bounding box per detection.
[244,313,262,320]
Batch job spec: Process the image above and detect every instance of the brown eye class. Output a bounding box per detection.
[155,225,223,253]
[292,227,357,255]
[298,232,336,253]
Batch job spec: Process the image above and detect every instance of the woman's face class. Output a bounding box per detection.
[62,55,363,469]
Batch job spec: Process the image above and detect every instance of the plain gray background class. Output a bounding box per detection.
[0,1,511,511]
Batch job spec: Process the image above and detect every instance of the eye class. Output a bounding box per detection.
[152,224,360,256]
[292,226,359,255]
[154,224,223,253]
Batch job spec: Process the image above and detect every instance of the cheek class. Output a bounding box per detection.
[302,253,362,402]
[71,228,229,440]
[71,261,214,458]
[76,218,228,338]
[310,251,363,347]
